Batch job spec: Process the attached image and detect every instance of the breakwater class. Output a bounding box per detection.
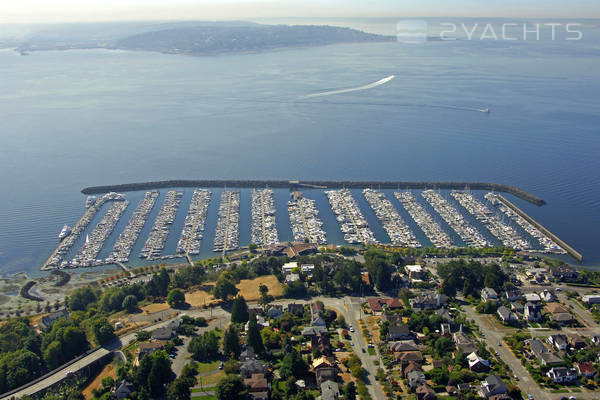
[82,180,546,206]
[496,194,582,263]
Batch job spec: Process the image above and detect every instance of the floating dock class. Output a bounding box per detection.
[495,194,582,263]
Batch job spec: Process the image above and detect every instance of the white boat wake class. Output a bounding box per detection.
[301,75,395,99]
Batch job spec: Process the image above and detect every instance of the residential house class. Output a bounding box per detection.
[367,297,403,314]
[316,367,338,385]
[388,324,414,341]
[523,293,541,303]
[240,346,256,361]
[301,326,327,337]
[311,332,332,356]
[301,264,315,277]
[285,273,300,284]
[282,262,298,275]
[524,302,542,322]
[266,305,284,320]
[547,335,568,351]
[505,290,523,302]
[497,306,517,324]
[547,367,578,383]
[529,339,564,366]
[401,361,422,378]
[407,370,426,390]
[151,326,175,341]
[479,375,507,398]
[467,352,490,372]
[545,303,573,324]
[481,288,499,303]
[511,302,524,314]
[287,303,304,315]
[549,265,578,282]
[135,340,166,366]
[321,381,340,400]
[282,243,317,258]
[113,381,135,400]
[390,341,419,352]
[312,356,335,370]
[453,330,477,354]
[575,362,596,378]
[568,334,587,349]
[241,359,267,378]
[395,350,423,365]
[38,309,69,332]
[244,373,269,394]
[540,289,557,302]
[410,293,447,310]
[415,384,436,400]
[582,295,600,305]
[406,265,425,281]
[381,313,403,325]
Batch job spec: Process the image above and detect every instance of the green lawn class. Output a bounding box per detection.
[367,347,376,356]
[196,360,220,373]
[192,386,217,393]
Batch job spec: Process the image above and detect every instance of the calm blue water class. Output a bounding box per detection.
[1,18,599,276]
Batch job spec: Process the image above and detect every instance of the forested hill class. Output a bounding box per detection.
[114,24,393,55]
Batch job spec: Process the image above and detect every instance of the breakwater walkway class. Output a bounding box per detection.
[82,180,546,206]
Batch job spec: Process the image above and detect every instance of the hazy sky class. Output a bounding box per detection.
[1,0,598,23]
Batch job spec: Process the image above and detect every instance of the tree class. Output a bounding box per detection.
[66,287,98,311]
[282,281,307,298]
[231,296,249,323]
[86,315,115,345]
[258,284,273,307]
[216,375,246,400]
[167,289,186,309]
[342,381,357,400]
[223,359,240,374]
[188,331,219,361]
[223,325,241,358]
[213,274,238,301]
[260,327,280,350]
[246,313,264,354]
[167,376,193,400]
[248,243,258,252]
[121,295,138,312]
[440,276,457,298]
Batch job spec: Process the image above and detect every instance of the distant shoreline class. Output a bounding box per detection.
[81,179,546,206]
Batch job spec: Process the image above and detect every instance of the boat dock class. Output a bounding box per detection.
[493,194,582,262]
[251,189,279,246]
[110,190,159,263]
[451,191,530,250]
[422,190,489,247]
[140,191,183,260]
[213,191,240,253]
[363,189,420,247]
[71,199,130,268]
[288,194,327,244]
[395,191,453,248]
[41,192,126,270]
[326,189,378,245]
[176,189,211,256]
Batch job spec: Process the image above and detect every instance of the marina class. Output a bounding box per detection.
[287,193,327,244]
[140,190,183,260]
[176,189,211,255]
[451,191,530,250]
[394,191,454,248]
[213,190,240,253]
[326,189,378,245]
[251,189,279,246]
[41,192,126,270]
[70,199,129,267]
[485,193,566,255]
[421,190,490,247]
[109,190,159,263]
[363,189,420,247]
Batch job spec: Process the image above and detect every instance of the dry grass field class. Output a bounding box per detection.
[236,275,283,301]
[140,302,171,314]
[82,363,116,399]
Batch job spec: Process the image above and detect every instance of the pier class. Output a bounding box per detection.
[81,180,546,206]
[495,194,582,263]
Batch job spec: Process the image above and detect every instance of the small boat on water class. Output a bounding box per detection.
[58,225,72,240]
[480,108,490,113]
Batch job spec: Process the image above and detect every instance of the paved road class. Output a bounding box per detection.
[462,302,599,400]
